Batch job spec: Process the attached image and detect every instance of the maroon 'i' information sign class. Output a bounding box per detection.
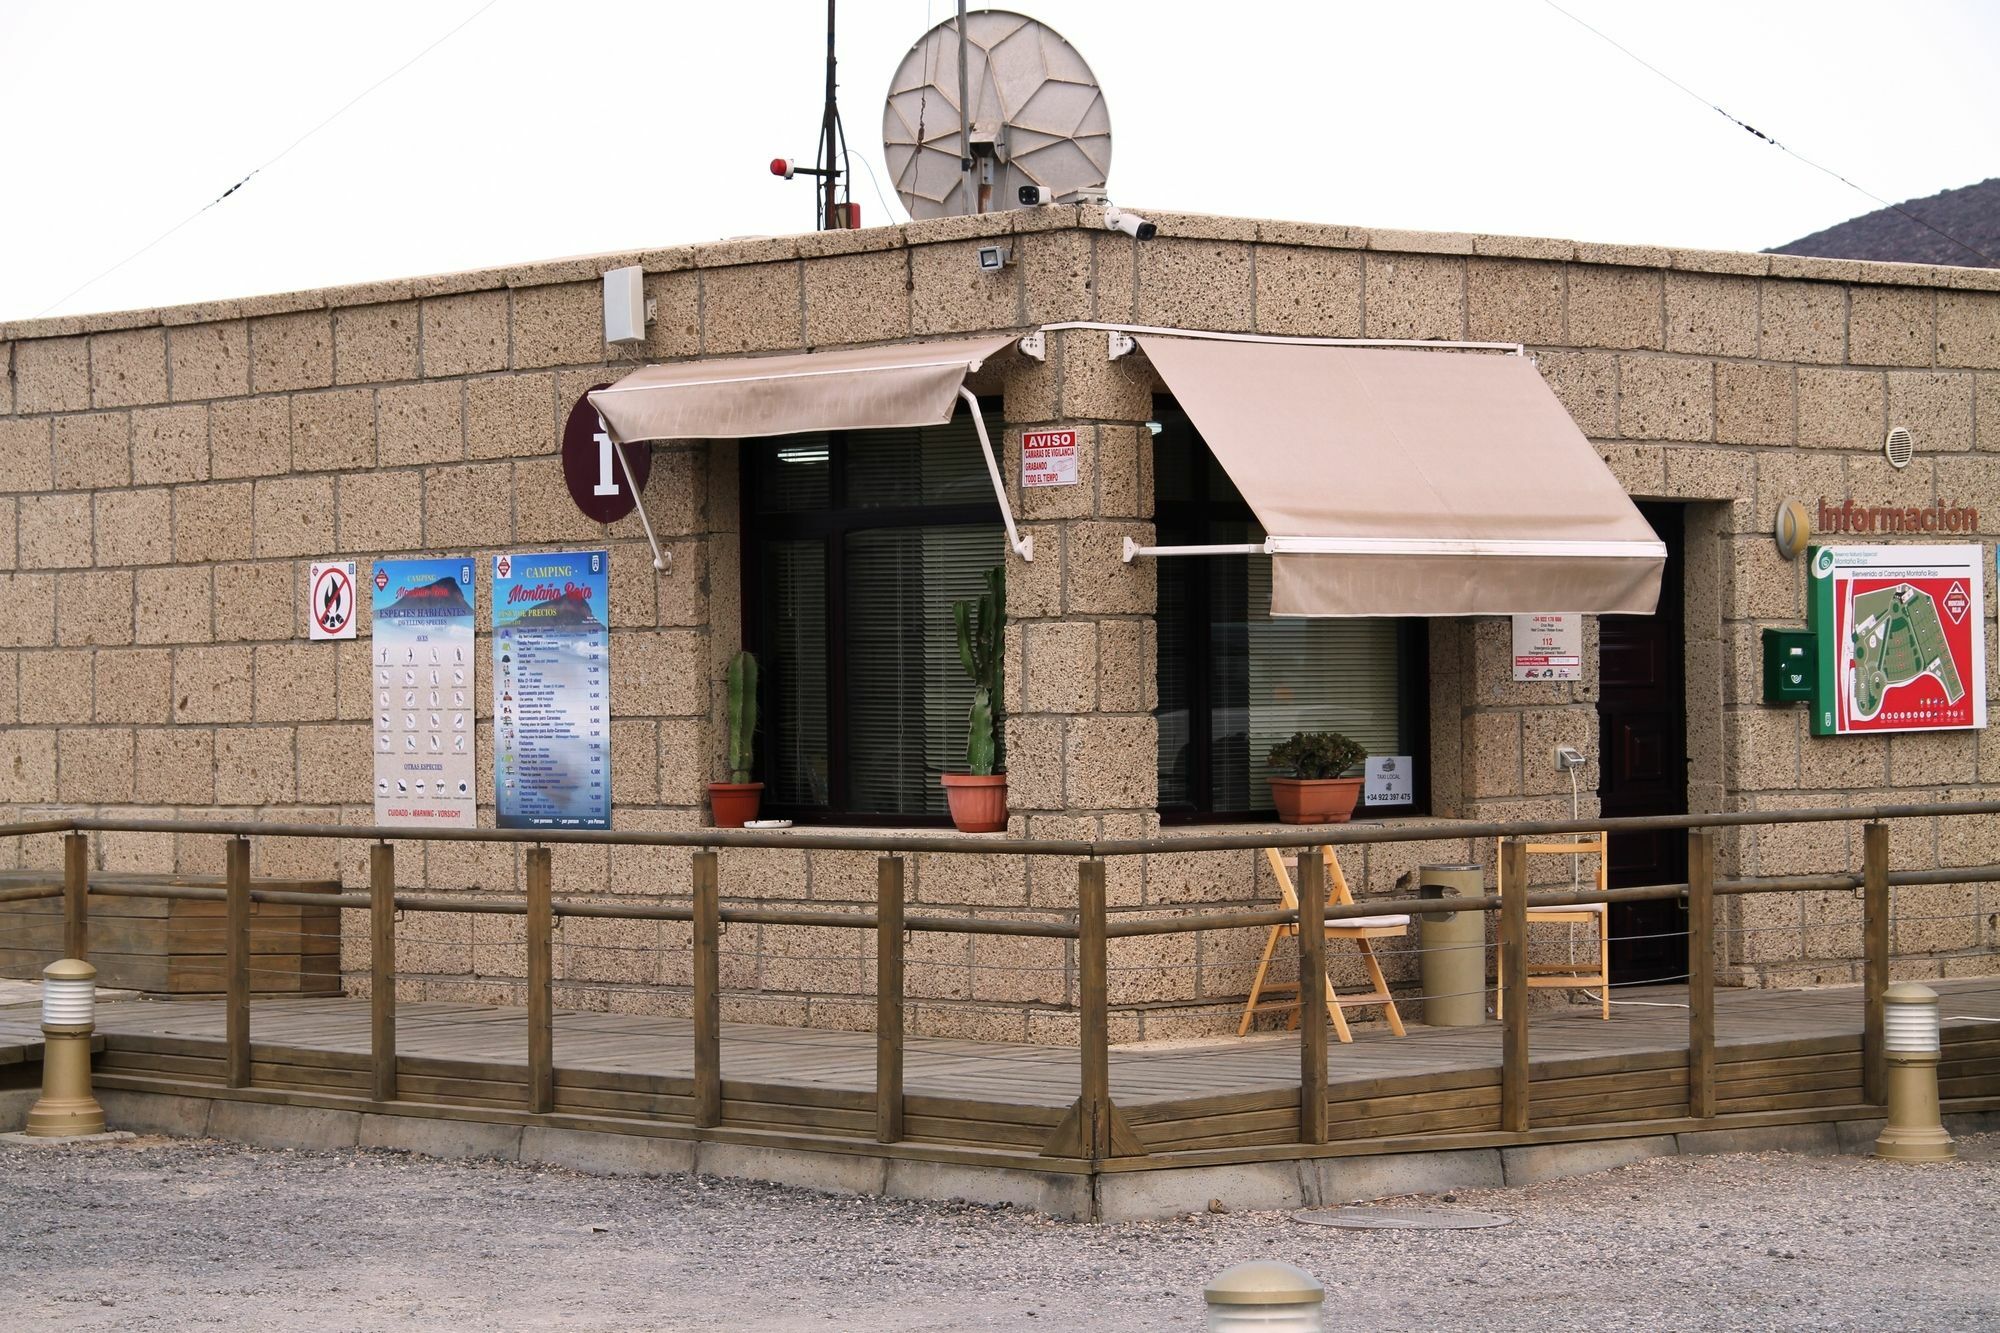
[561,384,651,523]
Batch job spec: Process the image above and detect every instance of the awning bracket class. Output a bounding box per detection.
[962,387,1033,562]
[1017,331,1046,362]
[1032,321,1527,360]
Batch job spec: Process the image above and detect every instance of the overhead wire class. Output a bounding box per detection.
[33,0,505,318]
[1540,0,1997,267]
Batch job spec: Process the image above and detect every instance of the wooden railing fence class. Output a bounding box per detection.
[1,802,1996,1164]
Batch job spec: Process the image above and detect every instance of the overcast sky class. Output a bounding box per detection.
[3,0,1995,323]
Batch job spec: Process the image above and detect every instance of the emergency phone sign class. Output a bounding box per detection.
[1022,429,1079,488]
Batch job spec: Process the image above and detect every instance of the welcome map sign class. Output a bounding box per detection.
[371,558,478,827]
[1808,544,1987,737]
[492,550,611,830]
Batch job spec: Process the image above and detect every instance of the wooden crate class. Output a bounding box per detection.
[0,877,343,998]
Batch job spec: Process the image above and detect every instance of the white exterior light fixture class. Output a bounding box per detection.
[25,957,106,1138]
[1874,981,1953,1162]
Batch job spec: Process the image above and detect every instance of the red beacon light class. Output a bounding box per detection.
[769,158,795,180]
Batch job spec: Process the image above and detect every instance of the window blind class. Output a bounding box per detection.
[763,539,829,806]
[1153,410,1415,816]
[745,409,1004,821]
[845,525,1003,816]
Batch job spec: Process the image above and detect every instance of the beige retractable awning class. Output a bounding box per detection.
[1135,336,1665,617]
[587,335,1017,444]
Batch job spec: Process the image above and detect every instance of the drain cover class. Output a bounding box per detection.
[1293,1206,1511,1231]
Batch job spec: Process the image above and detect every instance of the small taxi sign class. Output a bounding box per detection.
[1022,429,1079,488]
[1363,755,1413,807]
[308,561,357,640]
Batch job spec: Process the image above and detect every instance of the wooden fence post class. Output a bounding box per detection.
[526,847,554,1114]
[225,836,251,1089]
[62,831,88,962]
[370,842,398,1103]
[1297,849,1328,1145]
[1687,828,1716,1119]
[876,855,906,1144]
[1862,821,1889,1105]
[1500,837,1529,1133]
[692,850,722,1129]
[1077,859,1110,1162]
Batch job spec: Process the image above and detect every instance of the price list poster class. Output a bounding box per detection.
[492,550,612,830]
[370,558,478,827]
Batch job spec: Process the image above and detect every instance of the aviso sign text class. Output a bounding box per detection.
[1022,429,1078,487]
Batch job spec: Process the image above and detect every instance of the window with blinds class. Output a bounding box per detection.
[1154,405,1426,819]
[742,408,1006,823]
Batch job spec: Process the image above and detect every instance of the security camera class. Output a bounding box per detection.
[976,244,1012,272]
[1103,206,1157,241]
[1018,184,1045,206]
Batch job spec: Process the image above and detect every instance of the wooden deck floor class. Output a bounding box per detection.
[6,980,1997,1162]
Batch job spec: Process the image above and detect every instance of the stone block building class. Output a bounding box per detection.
[1,205,1996,1041]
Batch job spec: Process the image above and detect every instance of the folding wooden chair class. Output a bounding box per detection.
[1494,833,1611,1020]
[1238,846,1409,1042]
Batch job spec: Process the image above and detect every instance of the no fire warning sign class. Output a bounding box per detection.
[309,561,358,640]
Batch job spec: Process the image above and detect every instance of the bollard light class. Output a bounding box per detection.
[1203,1260,1324,1333]
[1873,981,1953,1163]
[24,958,106,1138]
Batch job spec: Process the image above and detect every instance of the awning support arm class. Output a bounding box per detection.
[961,386,1033,562]
[1123,535,1670,563]
[1123,538,1265,563]
[611,438,668,572]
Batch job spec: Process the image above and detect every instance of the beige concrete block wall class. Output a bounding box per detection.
[3,209,1997,1040]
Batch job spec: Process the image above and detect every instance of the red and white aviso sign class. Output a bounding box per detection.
[308,561,358,641]
[1022,429,1079,488]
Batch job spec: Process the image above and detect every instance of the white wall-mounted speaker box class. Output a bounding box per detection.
[603,266,646,345]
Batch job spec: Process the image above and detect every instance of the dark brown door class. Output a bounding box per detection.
[1597,502,1688,985]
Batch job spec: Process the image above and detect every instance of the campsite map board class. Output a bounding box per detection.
[493,550,611,830]
[1808,544,1987,737]
[371,559,477,826]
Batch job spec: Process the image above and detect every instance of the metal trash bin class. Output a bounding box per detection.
[1417,863,1486,1027]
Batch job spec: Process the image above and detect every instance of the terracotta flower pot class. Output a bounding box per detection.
[708,781,764,829]
[1269,776,1363,825]
[941,773,1008,833]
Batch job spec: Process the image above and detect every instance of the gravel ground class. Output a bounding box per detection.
[2,1134,1995,1331]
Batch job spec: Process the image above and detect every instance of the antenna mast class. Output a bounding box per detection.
[815,0,854,229]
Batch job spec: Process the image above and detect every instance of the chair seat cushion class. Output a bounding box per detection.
[1330,913,1412,930]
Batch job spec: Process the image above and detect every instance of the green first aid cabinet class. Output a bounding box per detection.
[1761,628,1815,704]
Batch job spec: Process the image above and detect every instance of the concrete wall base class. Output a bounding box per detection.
[12,1085,1994,1222]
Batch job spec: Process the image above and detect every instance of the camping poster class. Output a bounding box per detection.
[492,550,611,830]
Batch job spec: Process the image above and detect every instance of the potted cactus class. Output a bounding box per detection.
[1267,731,1367,825]
[708,650,763,828]
[941,566,1007,833]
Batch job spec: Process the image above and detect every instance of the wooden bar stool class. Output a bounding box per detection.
[1494,834,1611,1021]
[1238,846,1409,1042]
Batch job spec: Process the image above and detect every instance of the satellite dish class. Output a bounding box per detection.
[883,10,1112,220]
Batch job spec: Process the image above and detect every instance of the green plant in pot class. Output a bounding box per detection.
[709,650,763,828]
[1267,731,1367,825]
[942,566,1008,833]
